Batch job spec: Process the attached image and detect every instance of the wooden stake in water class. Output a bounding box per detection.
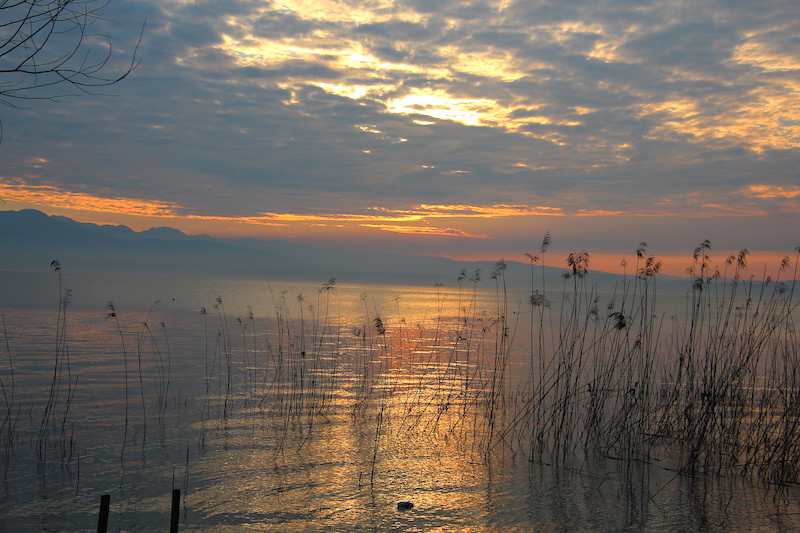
[97,494,110,533]
[170,489,181,533]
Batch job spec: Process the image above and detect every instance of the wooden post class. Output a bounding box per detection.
[97,494,110,533]
[169,488,180,533]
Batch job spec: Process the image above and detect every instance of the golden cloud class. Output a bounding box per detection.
[205,6,800,152]
[0,182,181,217]
[741,185,800,200]
[3,179,787,242]
[1,181,567,233]
[734,37,800,73]
[359,224,487,237]
[372,204,564,217]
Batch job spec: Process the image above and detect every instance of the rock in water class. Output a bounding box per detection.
[397,501,414,511]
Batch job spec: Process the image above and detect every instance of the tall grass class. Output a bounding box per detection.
[105,301,130,456]
[5,243,800,519]
[37,260,78,464]
[498,240,800,487]
[0,313,16,459]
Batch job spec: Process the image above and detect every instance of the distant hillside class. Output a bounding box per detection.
[0,209,687,290]
[0,209,486,285]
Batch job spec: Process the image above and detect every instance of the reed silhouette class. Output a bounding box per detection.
[4,245,800,528]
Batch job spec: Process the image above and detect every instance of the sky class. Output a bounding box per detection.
[1,0,799,277]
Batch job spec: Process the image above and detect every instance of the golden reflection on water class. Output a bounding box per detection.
[186,394,508,531]
[3,274,800,531]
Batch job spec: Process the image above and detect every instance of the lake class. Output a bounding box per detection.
[1,269,799,531]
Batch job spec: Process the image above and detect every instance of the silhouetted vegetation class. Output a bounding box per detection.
[1,240,799,528]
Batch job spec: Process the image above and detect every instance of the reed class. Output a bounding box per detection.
[37,260,76,462]
[214,296,232,421]
[138,305,171,446]
[4,246,799,528]
[0,313,16,459]
[105,301,130,455]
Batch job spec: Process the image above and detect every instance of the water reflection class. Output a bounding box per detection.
[1,272,799,530]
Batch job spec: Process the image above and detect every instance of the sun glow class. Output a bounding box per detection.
[210,17,580,132]
[318,83,386,100]
[359,224,485,237]
[373,204,564,218]
[266,0,417,24]
[385,89,558,130]
[386,91,494,126]
[216,31,424,78]
[448,49,528,81]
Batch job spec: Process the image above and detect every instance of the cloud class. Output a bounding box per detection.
[0,182,181,217]
[1,0,799,267]
[359,224,485,237]
[741,185,800,201]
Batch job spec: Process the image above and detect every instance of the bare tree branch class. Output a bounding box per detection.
[0,0,143,108]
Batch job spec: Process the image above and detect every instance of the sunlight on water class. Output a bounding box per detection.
[1,271,799,531]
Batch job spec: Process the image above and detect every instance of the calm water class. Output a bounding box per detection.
[1,270,798,531]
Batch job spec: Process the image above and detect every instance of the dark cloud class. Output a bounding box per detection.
[620,22,742,71]
[251,10,319,38]
[354,20,437,40]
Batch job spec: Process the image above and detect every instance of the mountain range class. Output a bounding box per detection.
[1,209,683,290]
